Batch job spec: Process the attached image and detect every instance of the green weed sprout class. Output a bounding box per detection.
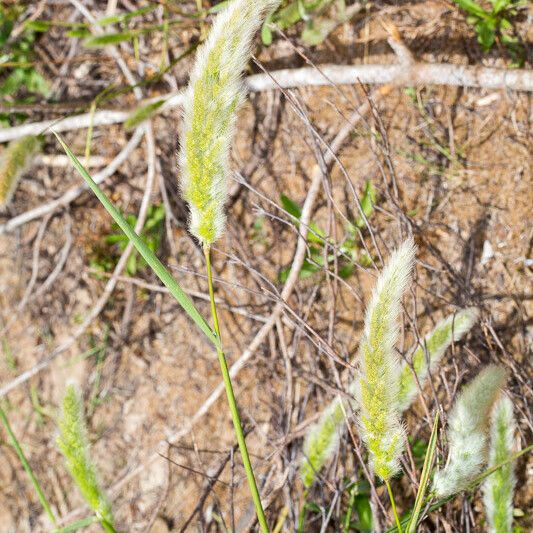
[57,384,115,533]
[0,135,40,206]
[397,307,479,411]
[300,305,478,488]
[433,365,507,498]
[355,238,416,482]
[483,395,516,533]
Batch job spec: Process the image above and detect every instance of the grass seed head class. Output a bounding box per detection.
[57,384,114,527]
[483,395,516,533]
[0,135,40,207]
[433,365,507,497]
[300,397,346,488]
[355,238,416,481]
[398,307,479,411]
[179,0,281,246]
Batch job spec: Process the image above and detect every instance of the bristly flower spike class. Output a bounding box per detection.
[300,397,345,488]
[0,136,40,207]
[356,238,416,481]
[57,384,115,531]
[483,395,516,533]
[179,0,281,247]
[433,365,507,497]
[397,307,479,411]
[299,307,477,486]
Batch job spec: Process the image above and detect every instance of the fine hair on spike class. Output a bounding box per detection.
[57,384,115,529]
[433,365,507,497]
[178,0,281,247]
[483,395,516,533]
[299,306,478,485]
[397,307,479,411]
[300,397,346,488]
[355,238,416,481]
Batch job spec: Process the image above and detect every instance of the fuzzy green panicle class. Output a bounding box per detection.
[57,384,114,530]
[433,365,507,498]
[0,135,40,206]
[356,238,416,481]
[179,0,281,246]
[298,306,477,486]
[300,397,345,488]
[483,396,516,533]
[398,307,479,411]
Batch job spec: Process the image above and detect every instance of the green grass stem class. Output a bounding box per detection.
[0,404,57,526]
[406,412,440,532]
[385,479,403,533]
[204,246,268,532]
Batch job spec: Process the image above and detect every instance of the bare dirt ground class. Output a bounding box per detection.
[0,1,531,532]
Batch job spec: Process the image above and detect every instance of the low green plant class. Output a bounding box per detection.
[261,0,349,46]
[452,0,526,65]
[0,5,49,100]
[279,179,375,282]
[99,203,165,276]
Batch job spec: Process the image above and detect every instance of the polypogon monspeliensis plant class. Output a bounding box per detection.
[433,364,507,497]
[57,384,115,533]
[483,395,516,533]
[56,1,280,529]
[300,302,479,488]
[0,135,40,207]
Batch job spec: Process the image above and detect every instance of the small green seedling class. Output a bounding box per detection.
[262,0,349,46]
[452,0,526,65]
[91,204,165,277]
[279,180,375,282]
[0,5,49,99]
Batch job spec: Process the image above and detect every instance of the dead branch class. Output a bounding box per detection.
[0,62,531,144]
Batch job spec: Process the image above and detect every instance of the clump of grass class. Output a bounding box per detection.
[300,305,478,488]
[355,238,416,482]
[0,135,40,206]
[57,384,115,533]
[483,395,516,533]
[178,0,280,246]
[397,307,479,411]
[433,365,507,497]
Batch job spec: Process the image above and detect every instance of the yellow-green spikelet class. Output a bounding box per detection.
[179,0,280,246]
[356,239,416,480]
[0,135,40,206]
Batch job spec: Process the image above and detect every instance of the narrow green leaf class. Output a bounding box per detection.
[83,32,134,47]
[96,5,157,26]
[24,20,51,32]
[54,133,219,348]
[355,180,376,228]
[452,0,489,19]
[0,404,56,525]
[55,515,101,532]
[124,100,165,130]
[406,412,440,532]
